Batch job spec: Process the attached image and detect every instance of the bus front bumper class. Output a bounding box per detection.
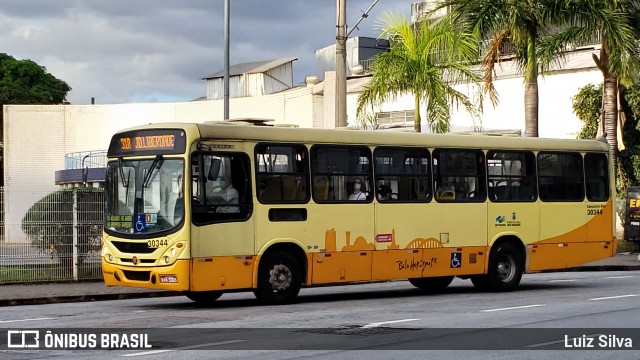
[102,259,190,292]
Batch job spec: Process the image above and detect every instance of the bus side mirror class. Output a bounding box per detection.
[208,158,221,181]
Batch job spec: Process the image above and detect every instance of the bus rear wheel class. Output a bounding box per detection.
[254,251,302,305]
[472,242,523,292]
[408,276,454,293]
[185,290,223,304]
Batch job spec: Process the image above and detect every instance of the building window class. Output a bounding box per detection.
[375,110,415,128]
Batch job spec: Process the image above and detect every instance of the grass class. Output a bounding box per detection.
[0,263,102,284]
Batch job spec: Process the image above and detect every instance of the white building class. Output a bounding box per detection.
[203,57,297,100]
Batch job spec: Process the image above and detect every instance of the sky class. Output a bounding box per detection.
[1,0,411,105]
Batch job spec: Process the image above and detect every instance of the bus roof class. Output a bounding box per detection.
[114,122,609,153]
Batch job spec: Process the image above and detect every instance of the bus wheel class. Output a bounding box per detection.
[408,276,454,293]
[185,291,223,304]
[254,251,302,305]
[473,243,523,292]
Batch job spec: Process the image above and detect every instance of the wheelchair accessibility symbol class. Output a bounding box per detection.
[134,214,147,233]
[450,252,461,268]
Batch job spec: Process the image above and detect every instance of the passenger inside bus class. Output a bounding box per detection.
[207,177,239,213]
[349,178,367,201]
[205,158,240,213]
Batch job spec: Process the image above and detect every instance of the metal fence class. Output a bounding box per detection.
[0,187,104,284]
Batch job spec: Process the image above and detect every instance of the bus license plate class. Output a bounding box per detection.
[159,274,178,283]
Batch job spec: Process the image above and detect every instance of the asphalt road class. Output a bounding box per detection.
[1,270,639,359]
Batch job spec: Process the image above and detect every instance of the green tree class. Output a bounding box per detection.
[0,53,71,106]
[356,12,494,133]
[573,82,640,197]
[572,83,602,140]
[0,53,71,186]
[439,0,552,137]
[21,188,103,278]
[544,0,640,175]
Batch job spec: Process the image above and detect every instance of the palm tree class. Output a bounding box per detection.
[356,12,494,133]
[541,0,640,174]
[437,0,554,137]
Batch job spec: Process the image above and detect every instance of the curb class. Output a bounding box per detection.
[0,290,180,307]
[559,265,640,272]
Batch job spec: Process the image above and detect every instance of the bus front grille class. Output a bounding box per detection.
[112,241,155,254]
[122,270,151,282]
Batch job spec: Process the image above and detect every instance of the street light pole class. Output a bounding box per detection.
[335,0,347,128]
[223,0,230,120]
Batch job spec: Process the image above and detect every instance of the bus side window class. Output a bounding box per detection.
[191,152,252,225]
[255,143,310,204]
[433,149,485,202]
[311,145,372,203]
[373,147,431,203]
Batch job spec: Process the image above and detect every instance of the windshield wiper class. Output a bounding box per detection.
[143,155,164,188]
[118,157,130,188]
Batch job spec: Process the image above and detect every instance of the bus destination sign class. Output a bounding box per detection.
[108,129,187,156]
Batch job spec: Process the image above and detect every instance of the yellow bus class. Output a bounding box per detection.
[101,121,616,305]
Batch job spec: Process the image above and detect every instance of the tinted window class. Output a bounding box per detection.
[537,152,584,202]
[255,143,309,203]
[374,147,431,202]
[433,149,486,202]
[311,146,372,203]
[487,151,537,202]
[191,152,252,224]
[585,153,609,202]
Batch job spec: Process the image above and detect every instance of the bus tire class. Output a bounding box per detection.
[254,251,302,305]
[185,290,223,304]
[408,276,454,293]
[473,242,523,292]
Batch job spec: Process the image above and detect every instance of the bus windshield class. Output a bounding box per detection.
[105,158,185,235]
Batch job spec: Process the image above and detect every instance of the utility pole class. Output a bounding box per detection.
[223,0,230,120]
[335,0,347,128]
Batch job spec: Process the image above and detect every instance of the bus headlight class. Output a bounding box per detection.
[160,242,186,265]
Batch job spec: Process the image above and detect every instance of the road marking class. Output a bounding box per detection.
[0,317,55,324]
[588,294,639,301]
[121,340,246,357]
[548,279,577,283]
[527,333,602,348]
[605,276,635,279]
[481,304,545,312]
[362,318,420,328]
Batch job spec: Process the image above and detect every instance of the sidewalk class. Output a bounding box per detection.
[0,253,639,307]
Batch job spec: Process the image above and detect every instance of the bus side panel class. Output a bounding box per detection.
[539,202,586,243]
[374,202,487,279]
[586,200,614,242]
[487,203,539,248]
[311,252,372,284]
[190,256,255,291]
[371,249,423,280]
[531,201,614,270]
[528,242,613,271]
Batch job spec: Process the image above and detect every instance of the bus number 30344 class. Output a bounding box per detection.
[147,239,168,248]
